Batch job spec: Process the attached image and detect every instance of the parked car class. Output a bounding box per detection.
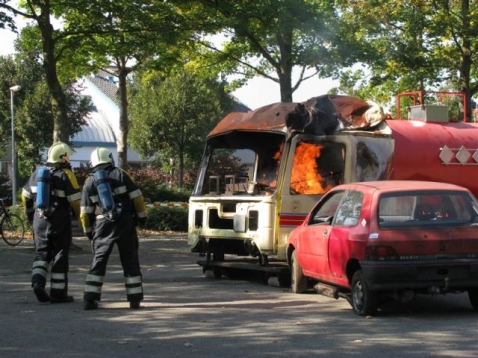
[286,180,478,316]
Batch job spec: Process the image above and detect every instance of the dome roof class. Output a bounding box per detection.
[71,107,116,146]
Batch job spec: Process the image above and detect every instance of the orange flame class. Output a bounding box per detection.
[290,143,331,194]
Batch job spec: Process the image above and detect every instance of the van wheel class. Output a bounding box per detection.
[351,270,378,316]
[468,289,478,310]
[291,251,307,293]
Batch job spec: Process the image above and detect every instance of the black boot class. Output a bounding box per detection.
[33,283,50,303]
[129,301,141,309]
[84,300,98,310]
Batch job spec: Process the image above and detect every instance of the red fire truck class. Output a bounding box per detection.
[188,91,478,282]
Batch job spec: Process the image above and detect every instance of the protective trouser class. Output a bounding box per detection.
[84,216,143,303]
[31,210,72,299]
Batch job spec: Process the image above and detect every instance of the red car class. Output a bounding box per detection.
[286,181,478,316]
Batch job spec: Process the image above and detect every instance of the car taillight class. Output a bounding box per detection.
[366,246,399,260]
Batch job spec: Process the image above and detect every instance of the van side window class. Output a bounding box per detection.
[290,141,344,195]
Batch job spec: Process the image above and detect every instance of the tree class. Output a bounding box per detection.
[0,0,81,143]
[336,0,478,120]
[129,71,235,187]
[59,0,189,169]
[0,37,88,184]
[189,0,362,102]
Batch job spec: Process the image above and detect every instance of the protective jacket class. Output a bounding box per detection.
[80,164,147,303]
[21,163,81,299]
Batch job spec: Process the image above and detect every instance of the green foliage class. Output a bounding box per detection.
[143,206,188,232]
[127,167,191,202]
[0,41,89,186]
[188,0,352,102]
[336,0,478,120]
[129,70,234,187]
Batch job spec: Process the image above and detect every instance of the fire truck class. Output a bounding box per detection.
[188,91,478,282]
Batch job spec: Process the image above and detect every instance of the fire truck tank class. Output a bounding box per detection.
[387,119,478,197]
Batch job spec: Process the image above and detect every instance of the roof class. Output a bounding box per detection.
[70,103,116,147]
[208,95,380,139]
[336,180,469,192]
[87,69,120,106]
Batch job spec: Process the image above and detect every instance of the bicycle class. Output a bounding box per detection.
[0,197,25,246]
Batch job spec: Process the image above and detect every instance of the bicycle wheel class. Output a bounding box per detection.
[1,213,25,246]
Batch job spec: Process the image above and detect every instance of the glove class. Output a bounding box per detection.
[85,232,94,241]
[137,217,147,227]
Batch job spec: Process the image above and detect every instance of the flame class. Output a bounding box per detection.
[290,142,331,194]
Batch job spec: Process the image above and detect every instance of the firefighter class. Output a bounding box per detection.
[22,141,81,303]
[81,147,147,310]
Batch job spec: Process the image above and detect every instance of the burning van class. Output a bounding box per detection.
[188,95,396,263]
[188,92,478,266]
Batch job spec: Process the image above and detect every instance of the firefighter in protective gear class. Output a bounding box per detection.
[81,147,147,310]
[22,141,81,304]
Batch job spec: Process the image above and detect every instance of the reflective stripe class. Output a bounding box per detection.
[128,189,142,200]
[53,189,66,198]
[126,286,143,295]
[51,272,65,280]
[68,192,82,202]
[86,274,104,283]
[32,261,49,271]
[136,211,147,218]
[90,195,99,203]
[51,282,66,289]
[125,276,142,284]
[81,205,96,214]
[114,185,127,195]
[85,285,102,293]
[31,186,38,194]
[32,268,47,277]
[22,188,33,199]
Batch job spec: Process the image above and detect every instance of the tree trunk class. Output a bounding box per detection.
[458,0,473,122]
[277,31,293,102]
[178,149,184,188]
[38,6,70,143]
[116,58,131,169]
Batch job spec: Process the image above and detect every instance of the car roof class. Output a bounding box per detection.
[331,180,470,193]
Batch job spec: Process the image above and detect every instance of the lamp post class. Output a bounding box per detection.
[9,85,21,206]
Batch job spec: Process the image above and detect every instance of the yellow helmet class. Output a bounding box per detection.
[47,142,73,163]
[90,147,113,167]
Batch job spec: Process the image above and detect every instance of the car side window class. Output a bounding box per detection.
[309,191,345,225]
[334,190,364,227]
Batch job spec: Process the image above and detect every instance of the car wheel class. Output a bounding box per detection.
[468,289,478,310]
[291,251,308,293]
[351,270,378,316]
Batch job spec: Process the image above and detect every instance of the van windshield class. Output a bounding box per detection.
[194,132,286,196]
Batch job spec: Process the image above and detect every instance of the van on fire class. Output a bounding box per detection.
[188,92,478,273]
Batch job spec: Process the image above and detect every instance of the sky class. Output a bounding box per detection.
[0,26,338,110]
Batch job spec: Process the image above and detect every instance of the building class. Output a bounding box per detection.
[70,70,146,167]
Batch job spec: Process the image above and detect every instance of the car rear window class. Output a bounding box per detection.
[378,191,478,228]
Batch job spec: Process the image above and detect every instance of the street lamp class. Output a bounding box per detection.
[9,85,21,206]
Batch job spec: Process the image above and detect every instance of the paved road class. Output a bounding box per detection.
[1,234,478,358]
